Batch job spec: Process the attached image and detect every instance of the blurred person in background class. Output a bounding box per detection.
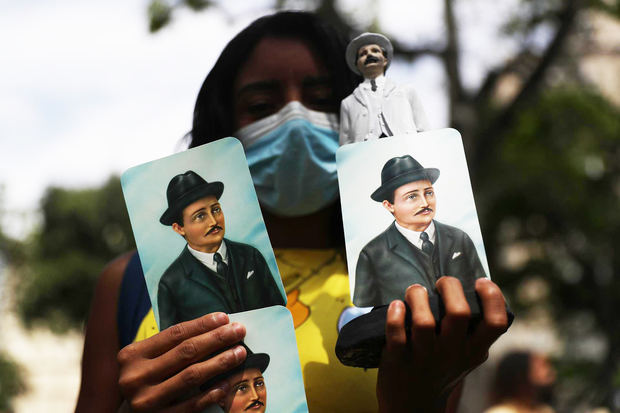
[76,11,508,413]
[485,350,556,413]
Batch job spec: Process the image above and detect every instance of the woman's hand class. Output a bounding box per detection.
[118,312,247,412]
[377,277,508,413]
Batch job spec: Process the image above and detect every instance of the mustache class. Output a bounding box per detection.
[245,400,264,410]
[206,225,223,235]
[415,207,433,216]
[364,55,379,65]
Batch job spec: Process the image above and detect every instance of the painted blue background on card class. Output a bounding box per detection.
[336,128,490,302]
[121,138,285,326]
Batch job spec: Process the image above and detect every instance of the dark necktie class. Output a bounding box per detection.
[213,252,228,278]
[420,231,434,255]
[213,252,240,310]
[371,79,377,92]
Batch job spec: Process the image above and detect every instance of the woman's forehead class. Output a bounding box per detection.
[234,37,328,92]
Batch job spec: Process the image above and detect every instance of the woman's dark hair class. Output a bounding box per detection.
[490,351,532,405]
[189,11,358,148]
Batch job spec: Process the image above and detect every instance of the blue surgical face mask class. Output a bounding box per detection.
[235,101,340,217]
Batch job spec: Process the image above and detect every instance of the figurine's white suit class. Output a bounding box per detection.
[339,77,429,145]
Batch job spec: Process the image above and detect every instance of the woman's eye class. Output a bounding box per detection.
[246,101,278,118]
[304,87,336,111]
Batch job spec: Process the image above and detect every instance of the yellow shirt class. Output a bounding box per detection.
[133,248,378,412]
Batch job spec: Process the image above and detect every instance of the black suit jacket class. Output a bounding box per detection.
[353,221,486,307]
[157,239,285,329]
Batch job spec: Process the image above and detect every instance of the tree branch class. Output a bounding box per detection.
[443,0,465,120]
[471,0,583,169]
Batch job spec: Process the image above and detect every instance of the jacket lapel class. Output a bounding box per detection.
[434,221,455,276]
[180,247,227,296]
[385,222,427,277]
[383,78,397,98]
[352,85,368,108]
[225,240,246,300]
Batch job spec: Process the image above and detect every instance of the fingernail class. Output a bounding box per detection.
[231,322,245,336]
[215,381,230,393]
[213,312,228,323]
[232,345,246,360]
[389,300,403,313]
[407,283,427,293]
[207,386,227,403]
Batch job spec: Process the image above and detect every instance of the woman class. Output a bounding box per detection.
[76,11,508,413]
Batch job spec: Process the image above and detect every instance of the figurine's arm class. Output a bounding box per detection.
[405,85,430,132]
[339,99,352,145]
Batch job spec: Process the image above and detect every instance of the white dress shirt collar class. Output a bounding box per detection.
[394,220,436,250]
[361,74,386,91]
[188,241,228,273]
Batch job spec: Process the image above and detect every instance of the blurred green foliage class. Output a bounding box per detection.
[12,176,135,333]
[479,87,620,408]
[0,351,26,412]
[148,0,172,32]
[148,0,212,32]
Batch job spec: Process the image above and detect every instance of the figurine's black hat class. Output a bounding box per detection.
[159,170,224,225]
[201,342,270,390]
[371,155,440,202]
[346,32,393,75]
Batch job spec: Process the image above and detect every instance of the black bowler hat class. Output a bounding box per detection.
[235,343,270,375]
[159,170,224,225]
[201,342,270,390]
[370,155,440,202]
[346,32,394,75]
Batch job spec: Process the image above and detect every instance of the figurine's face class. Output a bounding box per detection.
[172,195,225,253]
[356,43,388,79]
[219,368,267,413]
[233,37,336,129]
[382,179,436,232]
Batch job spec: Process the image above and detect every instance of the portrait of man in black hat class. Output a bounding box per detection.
[339,32,429,145]
[157,170,285,329]
[213,343,270,413]
[353,155,487,307]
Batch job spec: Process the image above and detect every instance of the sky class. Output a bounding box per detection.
[0,0,522,240]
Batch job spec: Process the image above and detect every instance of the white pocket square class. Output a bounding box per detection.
[246,270,255,279]
[452,252,462,259]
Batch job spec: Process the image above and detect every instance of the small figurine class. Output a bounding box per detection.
[339,32,430,145]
